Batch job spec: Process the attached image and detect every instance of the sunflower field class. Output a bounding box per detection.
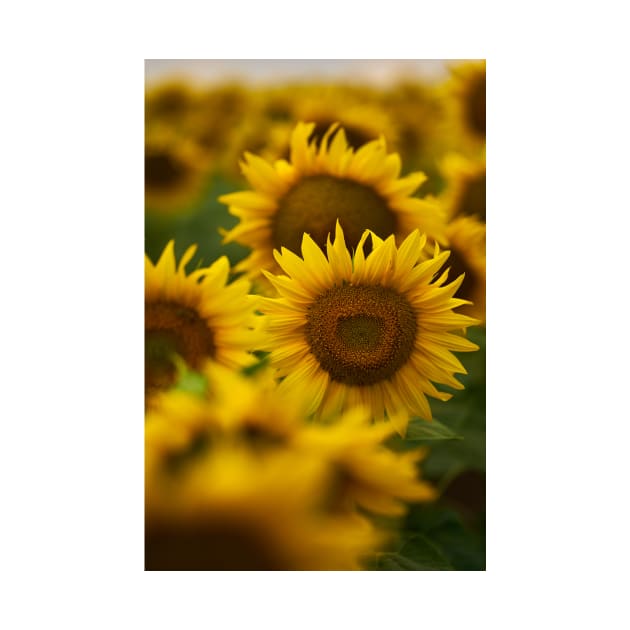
[145,60,486,571]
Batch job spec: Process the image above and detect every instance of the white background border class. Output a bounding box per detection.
[2,1,629,628]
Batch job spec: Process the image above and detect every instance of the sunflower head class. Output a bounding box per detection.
[220,121,447,284]
[441,60,486,154]
[145,366,386,570]
[145,442,381,570]
[184,83,253,155]
[144,241,258,405]
[145,362,435,568]
[145,79,201,127]
[294,406,436,517]
[144,126,210,215]
[380,80,447,177]
[258,222,479,435]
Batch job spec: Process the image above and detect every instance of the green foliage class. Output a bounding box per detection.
[406,417,463,441]
[423,326,486,480]
[374,326,486,571]
[376,534,454,571]
[403,505,485,571]
[172,360,208,397]
[145,174,250,270]
[386,417,462,453]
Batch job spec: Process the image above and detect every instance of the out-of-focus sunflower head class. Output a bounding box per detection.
[145,442,382,570]
[184,83,253,156]
[201,361,309,448]
[145,79,202,129]
[440,59,486,155]
[144,125,211,215]
[256,85,298,123]
[293,406,437,517]
[380,80,448,190]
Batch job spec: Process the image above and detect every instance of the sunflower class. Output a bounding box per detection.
[144,241,258,404]
[379,80,446,179]
[145,361,306,463]
[146,444,380,570]
[293,406,436,516]
[145,79,201,129]
[203,367,436,516]
[201,361,309,444]
[442,60,486,154]
[440,152,486,222]
[220,121,447,284]
[441,216,486,322]
[144,126,210,215]
[258,222,479,435]
[147,363,435,520]
[185,83,254,158]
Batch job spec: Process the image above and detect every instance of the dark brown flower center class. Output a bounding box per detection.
[145,520,289,570]
[459,173,486,221]
[145,151,189,190]
[305,284,417,385]
[145,301,216,395]
[272,175,397,254]
[466,74,486,137]
[146,88,192,120]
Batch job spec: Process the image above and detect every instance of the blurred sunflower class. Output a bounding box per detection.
[294,406,436,516]
[145,361,306,463]
[380,81,446,179]
[220,121,446,283]
[440,152,486,222]
[144,127,210,215]
[202,364,436,516]
[258,223,479,435]
[201,361,307,444]
[145,79,201,129]
[145,364,430,565]
[185,83,253,158]
[146,445,380,570]
[441,216,486,322]
[144,241,257,404]
[442,60,486,154]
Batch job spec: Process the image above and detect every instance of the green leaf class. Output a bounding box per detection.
[172,363,208,397]
[376,554,421,571]
[403,506,485,571]
[405,417,463,441]
[399,534,454,570]
[145,173,250,270]
[376,535,453,570]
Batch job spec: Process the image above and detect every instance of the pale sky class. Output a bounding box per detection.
[145,59,462,87]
